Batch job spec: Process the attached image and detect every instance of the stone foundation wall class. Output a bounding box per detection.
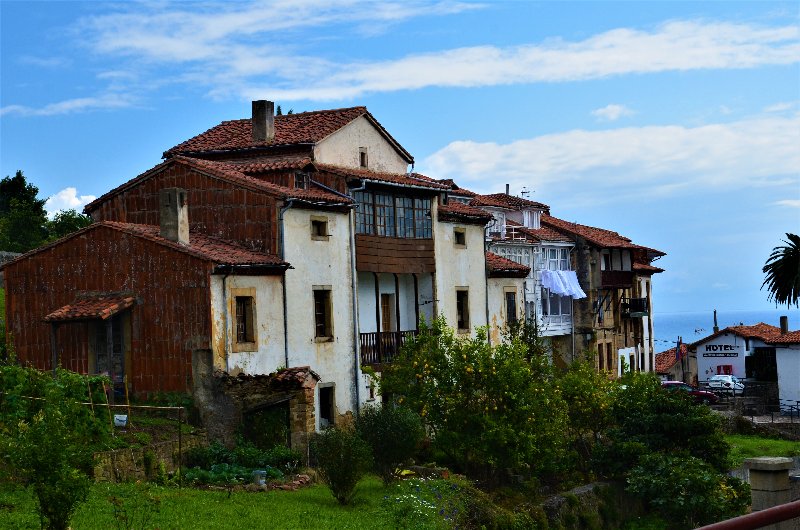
[93,434,206,482]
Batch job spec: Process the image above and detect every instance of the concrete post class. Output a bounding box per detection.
[746,457,795,511]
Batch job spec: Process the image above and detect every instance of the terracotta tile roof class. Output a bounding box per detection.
[218,365,320,390]
[766,330,800,344]
[654,344,687,373]
[486,251,530,278]
[438,202,492,224]
[221,155,314,173]
[84,157,350,214]
[436,179,478,197]
[101,222,288,267]
[316,164,448,190]
[44,294,137,322]
[164,106,413,163]
[500,219,573,243]
[541,214,666,257]
[633,262,665,274]
[691,322,784,347]
[472,193,549,211]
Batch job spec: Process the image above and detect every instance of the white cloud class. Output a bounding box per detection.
[773,199,800,208]
[72,4,800,102]
[421,113,800,207]
[591,104,634,121]
[45,188,97,217]
[0,94,135,117]
[764,101,797,112]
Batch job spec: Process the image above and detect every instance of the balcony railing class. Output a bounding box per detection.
[621,297,649,318]
[360,330,417,368]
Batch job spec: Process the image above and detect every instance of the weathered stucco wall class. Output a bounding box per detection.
[313,116,409,174]
[433,218,488,337]
[487,277,525,344]
[209,274,286,375]
[282,207,358,424]
[776,346,800,405]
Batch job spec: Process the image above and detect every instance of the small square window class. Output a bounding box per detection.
[359,147,368,168]
[311,217,329,240]
[295,172,309,190]
[314,288,333,340]
[453,227,466,247]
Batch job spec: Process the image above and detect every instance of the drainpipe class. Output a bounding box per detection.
[221,271,231,373]
[279,198,296,369]
[484,230,491,344]
[348,180,366,414]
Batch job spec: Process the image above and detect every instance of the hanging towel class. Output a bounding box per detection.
[558,270,587,299]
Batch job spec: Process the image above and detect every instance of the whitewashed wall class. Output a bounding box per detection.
[776,345,800,405]
[434,217,488,337]
[693,333,769,381]
[487,277,525,344]
[314,116,409,173]
[282,208,358,425]
[209,274,285,375]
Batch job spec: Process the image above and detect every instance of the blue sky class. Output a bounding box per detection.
[1,1,799,317]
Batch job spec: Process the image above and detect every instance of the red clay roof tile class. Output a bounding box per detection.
[164,107,413,163]
[316,164,448,190]
[766,330,800,344]
[472,193,549,211]
[44,294,137,322]
[690,322,785,347]
[654,344,687,373]
[501,219,573,243]
[438,202,493,224]
[486,251,530,278]
[542,214,666,257]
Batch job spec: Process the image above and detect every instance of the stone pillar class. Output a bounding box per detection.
[746,457,795,511]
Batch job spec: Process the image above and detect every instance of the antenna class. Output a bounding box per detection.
[520,187,530,199]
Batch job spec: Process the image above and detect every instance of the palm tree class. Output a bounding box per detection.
[761,233,800,308]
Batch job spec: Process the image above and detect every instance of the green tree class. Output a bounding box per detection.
[0,170,48,252]
[762,233,800,308]
[45,209,92,242]
[354,404,424,484]
[380,317,567,481]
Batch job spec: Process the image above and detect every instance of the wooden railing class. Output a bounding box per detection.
[360,330,417,368]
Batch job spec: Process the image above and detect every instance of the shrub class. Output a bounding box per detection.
[310,426,372,505]
[627,453,750,529]
[184,440,302,475]
[355,404,424,484]
[184,463,282,486]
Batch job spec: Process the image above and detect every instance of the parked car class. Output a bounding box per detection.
[661,381,719,404]
[706,374,744,395]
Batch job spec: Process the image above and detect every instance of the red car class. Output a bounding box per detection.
[661,381,719,405]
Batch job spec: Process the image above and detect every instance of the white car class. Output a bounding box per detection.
[707,374,744,394]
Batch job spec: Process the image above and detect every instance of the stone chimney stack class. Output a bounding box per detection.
[159,188,189,245]
[505,183,510,195]
[780,315,788,335]
[252,100,275,143]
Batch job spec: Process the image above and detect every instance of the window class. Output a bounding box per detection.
[313,288,333,340]
[380,293,396,332]
[456,289,470,332]
[542,288,571,324]
[359,147,368,168]
[505,290,517,325]
[319,385,335,427]
[453,227,466,247]
[353,191,431,238]
[235,296,255,343]
[295,171,310,190]
[311,216,329,240]
[545,247,569,271]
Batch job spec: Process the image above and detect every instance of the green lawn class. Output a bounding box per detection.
[726,434,800,468]
[0,477,398,529]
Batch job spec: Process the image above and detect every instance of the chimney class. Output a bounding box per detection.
[159,188,189,245]
[505,183,510,195]
[780,315,788,335]
[713,309,719,333]
[252,100,275,143]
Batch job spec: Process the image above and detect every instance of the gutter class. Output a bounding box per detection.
[279,198,296,370]
[348,179,367,414]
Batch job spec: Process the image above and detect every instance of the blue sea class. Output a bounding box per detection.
[652,309,800,353]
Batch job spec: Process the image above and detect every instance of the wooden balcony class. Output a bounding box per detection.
[360,330,417,369]
[621,297,649,318]
[601,270,634,288]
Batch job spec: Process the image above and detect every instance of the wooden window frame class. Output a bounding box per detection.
[231,287,257,353]
[504,288,518,325]
[456,288,470,333]
[313,286,334,342]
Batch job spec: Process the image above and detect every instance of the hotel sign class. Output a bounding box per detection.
[702,344,741,358]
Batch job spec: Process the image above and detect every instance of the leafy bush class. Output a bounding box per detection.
[184,440,302,474]
[310,426,372,505]
[627,453,750,529]
[0,367,101,529]
[380,317,567,481]
[184,463,282,486]
[355,404,424,484]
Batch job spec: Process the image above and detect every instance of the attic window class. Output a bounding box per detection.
[359,147,368,168]
[295,172,309,190]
